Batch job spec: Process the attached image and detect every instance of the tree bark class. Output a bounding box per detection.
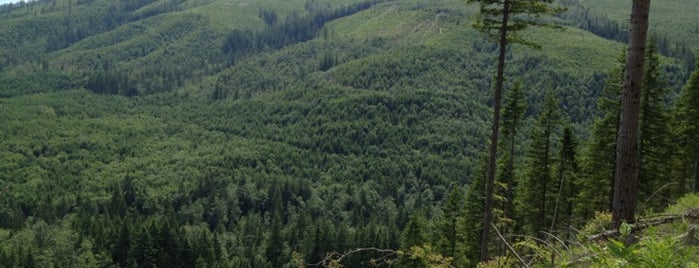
[481,0,510,261]
[612,0,651,229]
[693,153,699,192]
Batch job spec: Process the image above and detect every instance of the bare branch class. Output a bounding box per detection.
[588,209,699,242]
[307,247,399,268]
[491,223,529,268]
[307,245,456,268]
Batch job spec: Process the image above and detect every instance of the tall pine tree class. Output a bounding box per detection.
[550,126,578,233]
[517,88,559,237]
[400,213,428,268]
[459,154,487,267]
[466,0,563,260]
[673,59,699,193]
[574,52,624,221]
[612,0,651,229]
[434,187,465,267]
[497,80,527,230]
[638,42,673,211]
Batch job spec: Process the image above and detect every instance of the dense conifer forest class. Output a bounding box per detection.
[0,0,698,267]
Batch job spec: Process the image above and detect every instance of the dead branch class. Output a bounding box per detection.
[309,247,400,268]
[588,209,699,242]
[491,223,529,268]
[308,245,455,268]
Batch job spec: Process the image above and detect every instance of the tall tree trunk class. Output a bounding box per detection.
[540,137,549,234]
[481,0,510,261]
[612,0,651,229]
[610,107,621,212]
[506,134,515,227]
[694,153,699,192]
[551,152,566,233]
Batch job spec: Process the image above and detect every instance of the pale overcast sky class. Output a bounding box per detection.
[0,0,18,4]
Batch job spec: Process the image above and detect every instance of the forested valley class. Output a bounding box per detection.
[1,0,698,267]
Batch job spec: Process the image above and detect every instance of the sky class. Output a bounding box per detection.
[0,0,18,4]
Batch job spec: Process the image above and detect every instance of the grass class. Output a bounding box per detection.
[665,193,699,215]
[479,194,699,267]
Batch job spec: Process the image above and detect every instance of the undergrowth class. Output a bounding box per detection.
[479,194,699,268]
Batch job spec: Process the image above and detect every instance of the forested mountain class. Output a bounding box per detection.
[0,0,697,267]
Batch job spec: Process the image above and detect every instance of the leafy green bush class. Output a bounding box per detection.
[578,211,612,240]
[585,230,698,268]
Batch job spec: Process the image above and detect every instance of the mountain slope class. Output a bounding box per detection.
[0,0,698,267]
[579,0,699,46]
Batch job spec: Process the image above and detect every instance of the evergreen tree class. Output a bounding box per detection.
[266,211,284,267]
[638,42,673,210]
[497,80,527,232]
[550,126,578,233]
[612,0,651,229]
[466,0,563,259]
[459,155,487,267]
[109,184,127,217]
[130,223,157,267]
[155,217,184,267]
[434,187,464,267]
[402,214,427,248]
[574,52,624,221]
[674,60,699,193]
[400,213,428,268]
[264,178,285,266]
[24,247,36,268]
[517,88,559,237]
[111,220,131,267]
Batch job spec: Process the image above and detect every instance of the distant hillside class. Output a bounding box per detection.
[579,0,699,47]
[1,0,694,103]
[1,0,699,267]
[568,0,696,75]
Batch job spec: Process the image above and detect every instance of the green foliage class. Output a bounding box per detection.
[0,82,483,266]
[468,0,565,48]
[477,221,699,268]
[460,155,487,267]
[402,213,429,250]
[556,0,627,43]
[551,125,579,231]
[517,88,560,236]
[664,193,699,215]
[673,59,699,194]
[577,0,698,73]
[574,51,624,221]
[477,256,518,268]
[405,244,454,268]
[0,0,698,267]
[578,211,612,239]
[400,213,429,268]
[501,81,528,142]
[585,231,698,268]
[497,80,527,229]
[434,186,465,266]
[222,0,380,63]
[638,43,674,211]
